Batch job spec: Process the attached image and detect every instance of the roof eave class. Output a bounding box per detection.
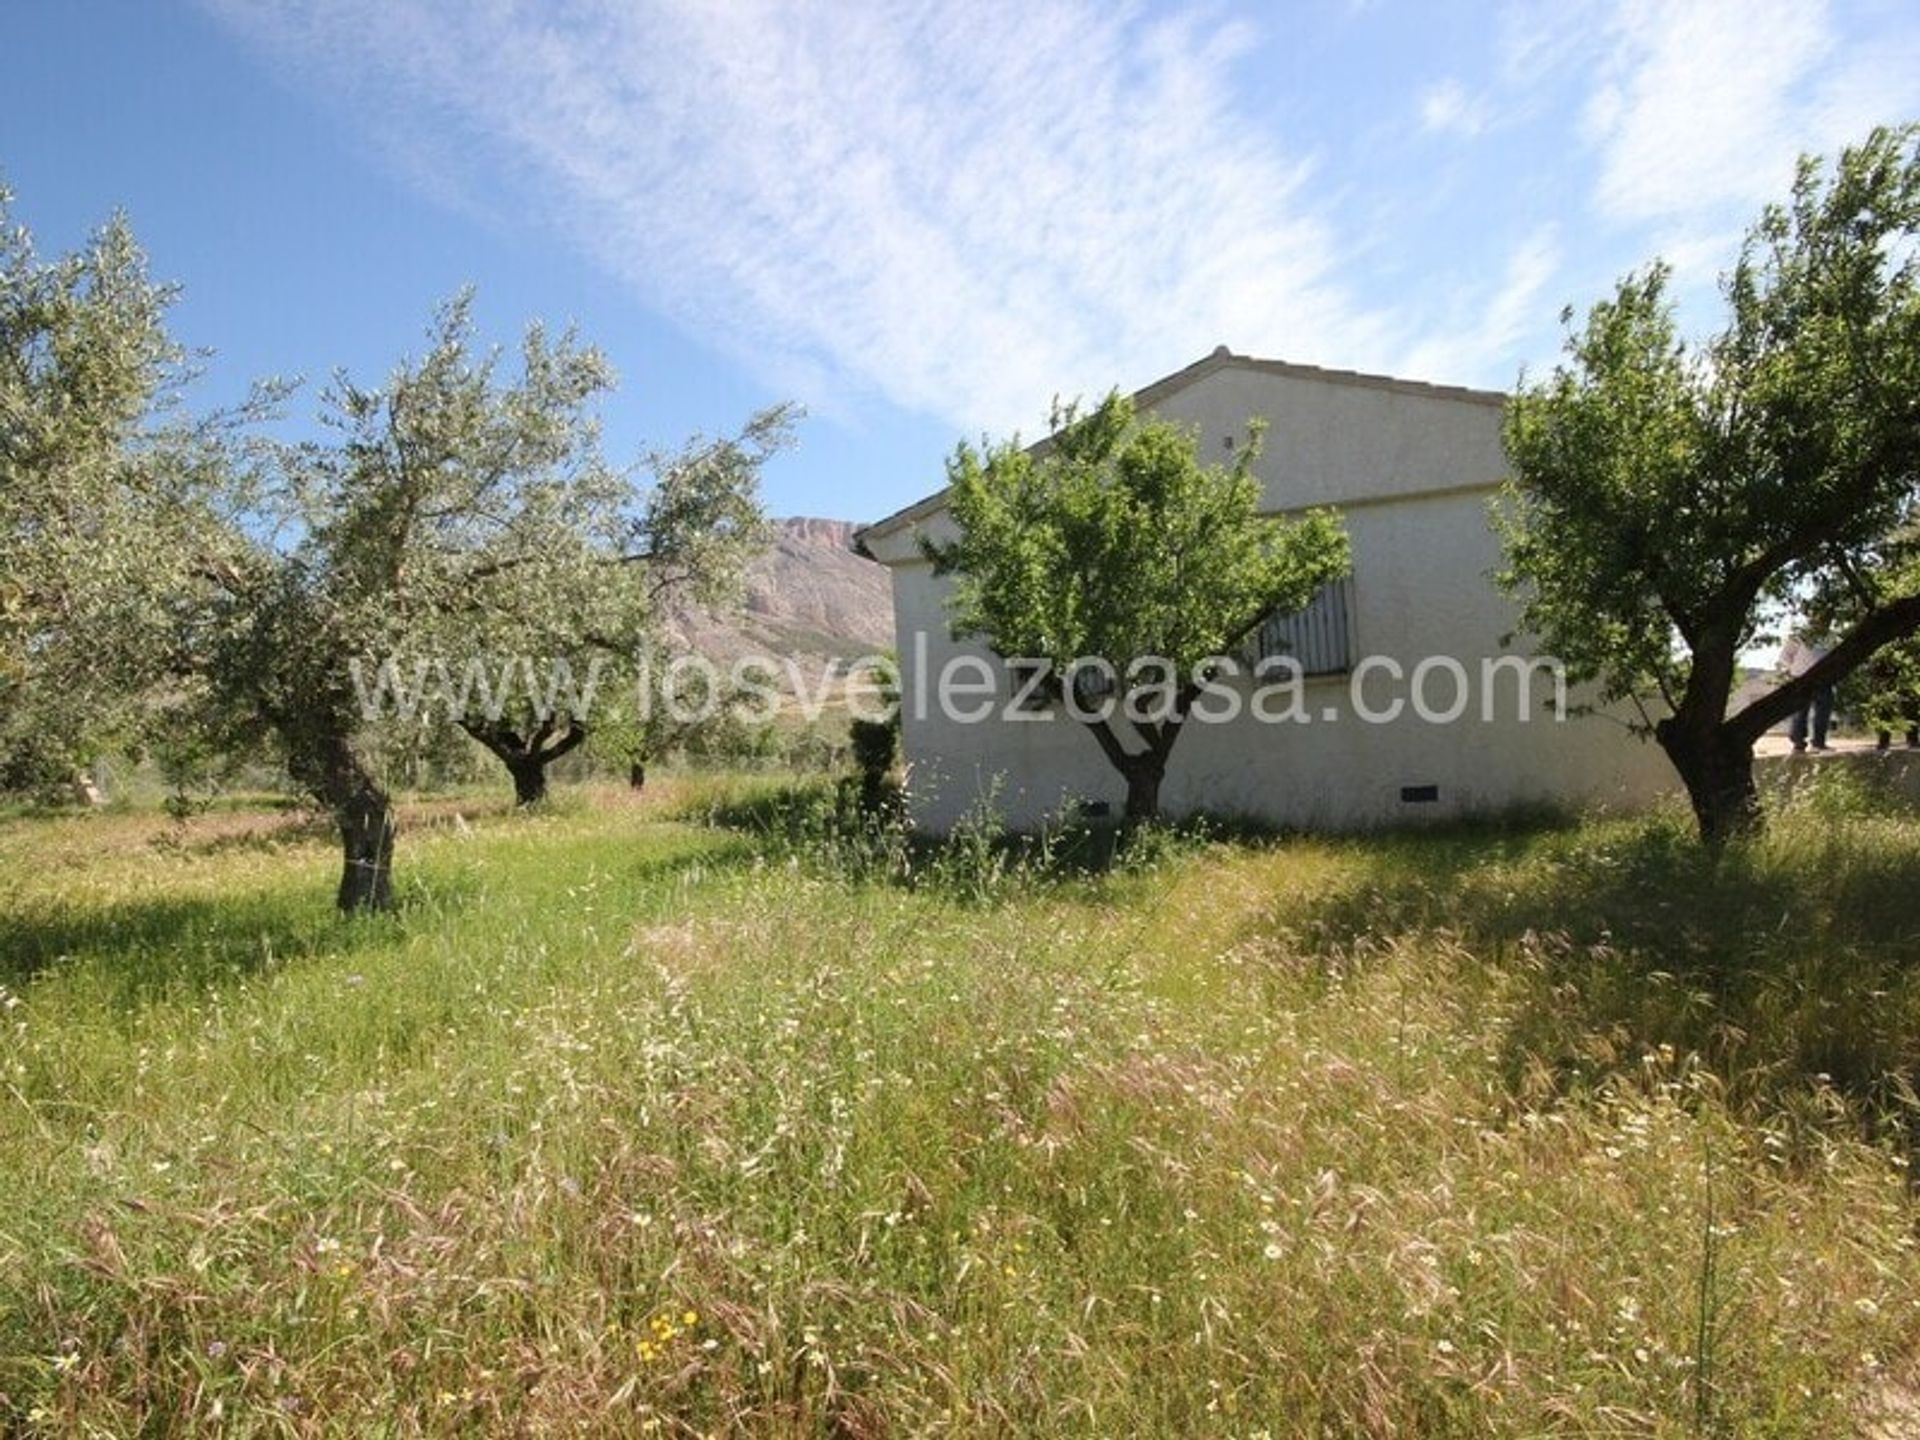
[852,347,1507,550]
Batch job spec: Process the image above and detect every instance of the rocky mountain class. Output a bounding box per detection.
[670,517,895,669]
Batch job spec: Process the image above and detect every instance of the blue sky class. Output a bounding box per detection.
[7,0,1918,523]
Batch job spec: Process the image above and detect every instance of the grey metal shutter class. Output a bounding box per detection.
[1241,578,1353,675]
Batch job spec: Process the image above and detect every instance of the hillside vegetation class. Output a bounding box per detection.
[2,781,1919,1435]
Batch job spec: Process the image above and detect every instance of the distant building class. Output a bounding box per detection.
[856,347,1673,832]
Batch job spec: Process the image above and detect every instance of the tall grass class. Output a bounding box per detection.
[1,778,1917,1434]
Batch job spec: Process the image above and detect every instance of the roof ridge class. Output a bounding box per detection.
[853,349,1506,551]
[1207,350,1507,407]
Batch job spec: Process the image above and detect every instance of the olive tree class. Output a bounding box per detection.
[925,392,1349,824]
[1498,126,1920,842]
[452,414,784,807]
[203,295,793,909]
[0,188,255,797]
[457,708,589,807]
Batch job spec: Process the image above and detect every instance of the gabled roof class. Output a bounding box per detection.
[852,346,1506,553]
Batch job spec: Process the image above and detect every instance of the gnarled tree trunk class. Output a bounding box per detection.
[289,732,397,914]
[334,780,397,913]
[1654,594,1920,845]
[460,715,587,808]
[505,753,547,807]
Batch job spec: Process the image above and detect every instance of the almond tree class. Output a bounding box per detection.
[1846,634,1920,746]
[925,392,1348,824]
[1497,126,1920,843]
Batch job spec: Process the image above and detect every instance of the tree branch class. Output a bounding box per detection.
[457,716,521,762]
[540,721,588,762]
[1728,591,1920,741]
[1080,713,1143,775]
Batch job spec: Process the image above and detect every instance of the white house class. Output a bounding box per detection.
[854,347,1674,832]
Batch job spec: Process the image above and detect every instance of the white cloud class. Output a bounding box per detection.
[1481,0,1920,328]
[1419,78,1491,138]
[1400,224,1561,386]
[1580,0,1906,226]
[1496,0,1612,86]
[204,0,1405,436]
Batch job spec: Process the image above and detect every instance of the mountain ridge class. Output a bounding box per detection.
[669,516,895,669]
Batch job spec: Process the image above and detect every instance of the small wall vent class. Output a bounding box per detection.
[1399,784,1440,804]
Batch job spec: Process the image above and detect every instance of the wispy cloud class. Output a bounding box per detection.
[1582,0,1836,224]
[1565,0,1920,311]
[205,0,1407,435]
[1400,225,1561,385]
[198,0,1920,432]
[1497,0,1919,312]
[1419,78,1492,138]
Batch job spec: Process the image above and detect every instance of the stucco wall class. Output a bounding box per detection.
[870,361,1678,832]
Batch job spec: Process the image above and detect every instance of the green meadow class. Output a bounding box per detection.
[3,778,1919,1436]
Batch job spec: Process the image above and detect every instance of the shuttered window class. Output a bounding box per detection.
[1240,577,1354,676]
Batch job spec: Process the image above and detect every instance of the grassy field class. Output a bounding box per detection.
[3,777,1920,1436]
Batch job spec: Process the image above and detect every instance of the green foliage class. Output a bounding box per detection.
[296,293,632,660]
[148,721,269,822]
[1497,266,1707,710]
[698,774,916,885]
[191,294,795,904]
[848,715,898,804]
[0,188,257,780]
[0,192,181,682]
[699,773,1209,901]
[846,650,903,809]
[1500,126,1920,711]
[456,386,792,805]
[0,724,91,806]
[932,392,1347,685]
[848,656,901,812]
[588,653,769,781]
[1497,134,1920,840]
[230,291,792,758]
[925,391,1348,819]
[678,708,784,768]
[1844,634,1920,737]
[1497,125,1920,839]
